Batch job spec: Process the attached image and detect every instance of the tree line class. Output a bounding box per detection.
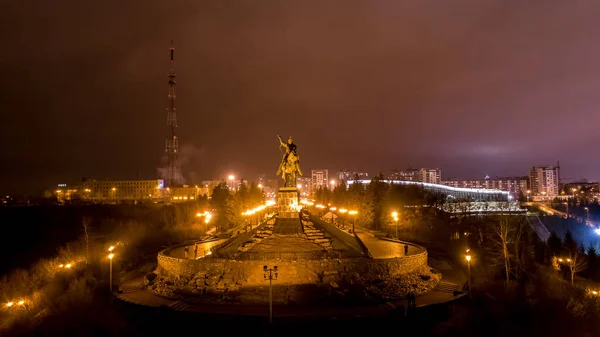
[313,174,446,230]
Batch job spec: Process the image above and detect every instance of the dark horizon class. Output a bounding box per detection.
[2,1,600,195]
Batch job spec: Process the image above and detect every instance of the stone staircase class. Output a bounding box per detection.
[434,281,462,293]
[237,223,274,253]
[302,220,333,250]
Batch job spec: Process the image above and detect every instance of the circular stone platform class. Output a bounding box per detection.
[148,216,439,305]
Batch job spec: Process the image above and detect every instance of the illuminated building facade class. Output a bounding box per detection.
[348,179,510,202]
[388,168,441,184]
[529,165,560,198]
[55,179,209,203]
[296,176,312,198]
[311,169,329,191]
[442,176,528,198]
[338,169,369,181]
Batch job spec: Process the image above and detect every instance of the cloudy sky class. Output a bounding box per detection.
[2,0,600,193]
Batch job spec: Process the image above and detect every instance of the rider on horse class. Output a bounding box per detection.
[276,135,302,178]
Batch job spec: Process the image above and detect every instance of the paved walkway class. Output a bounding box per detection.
[354,226,423,259]
[166,239,226,259]
[116,275,463,317]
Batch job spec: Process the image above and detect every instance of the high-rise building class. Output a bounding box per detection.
[338,169,351,181]
[529,165,560,197]
[390,168,440,184]
[442,176,528,199]
[420,168,441,184]
[338,169,369,181]
[296,176,312,198]
[311,169,329,191]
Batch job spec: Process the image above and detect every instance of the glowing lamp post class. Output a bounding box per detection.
[465,250,472,299]
[263,265,279,324]
[197,211,212,232]
[349,210,358,234]
[329,207,337,225]
[228,175,235,190]
[108,253,115,293]
[585,207,589,224]
[339,208,348,229]
[391,211,399,238]
[526,190,530,202]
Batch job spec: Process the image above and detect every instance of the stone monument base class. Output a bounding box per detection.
[277,187,299,219]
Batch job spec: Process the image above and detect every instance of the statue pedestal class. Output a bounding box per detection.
[277,187,299,219]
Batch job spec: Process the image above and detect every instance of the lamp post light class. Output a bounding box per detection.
[391,211,399,238]
[228,175,235,190]
[330,180,336,191]
[465,250,472,299]
[108,253,115,293]
[263,265,279,324]
[329,207,337,225]
[197,211,212,233]
[339,208,348,228]
[349,210,358,234]
[585,207,589,224]
[526,190,530,202]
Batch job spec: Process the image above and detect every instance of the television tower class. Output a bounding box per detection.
[159,42,185,186]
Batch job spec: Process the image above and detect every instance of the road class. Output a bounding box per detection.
[531,202,597,228]
[354,226,424,259]
[167,239,226,259]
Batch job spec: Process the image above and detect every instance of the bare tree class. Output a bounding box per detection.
[568,250,587,285]
[511,216,528,280]
[491,216,514,284]
[81,217,92,267]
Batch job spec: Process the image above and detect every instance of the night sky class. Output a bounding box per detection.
[2,1,600,194]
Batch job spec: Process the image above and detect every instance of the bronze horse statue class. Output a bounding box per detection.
[276,135,303,187]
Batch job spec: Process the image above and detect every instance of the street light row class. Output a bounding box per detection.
[196,211,213,224]
[242,204,268,216]
[5,243,121,309]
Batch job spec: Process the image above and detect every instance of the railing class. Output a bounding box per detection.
[223,250,347,261]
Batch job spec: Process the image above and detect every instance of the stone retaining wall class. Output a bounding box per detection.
[157,247,428,283]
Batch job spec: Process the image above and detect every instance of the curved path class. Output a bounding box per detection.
[353,226,424,259]
[166,239,226,259]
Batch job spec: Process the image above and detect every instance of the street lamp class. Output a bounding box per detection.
[526,190,530,202]
[197,211,212,232]
[339,208,348,229]
[330,180,335,190]
[228,175,235,190]
[465,250,472,299]
[108,253,115,293]
[263,265,279,324]
[585,207,589,224]
[349,210,358,234]
[391,211,399,238]
[329,207,337,225]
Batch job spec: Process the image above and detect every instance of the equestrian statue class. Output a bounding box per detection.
[276,135,303,187]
